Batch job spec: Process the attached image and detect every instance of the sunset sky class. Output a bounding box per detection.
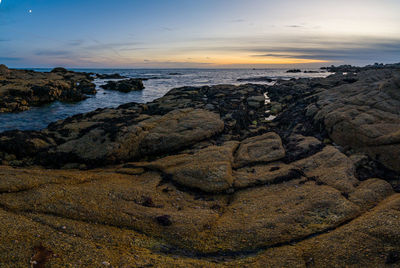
[0,0,399,68]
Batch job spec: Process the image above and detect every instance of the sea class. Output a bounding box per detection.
[0,68,330,133]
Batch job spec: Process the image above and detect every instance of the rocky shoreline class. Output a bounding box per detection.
[0,65,98,113]
[0,65,149,113]
[0,64,400,267]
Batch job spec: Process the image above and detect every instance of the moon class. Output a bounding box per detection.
[29,9,32,13]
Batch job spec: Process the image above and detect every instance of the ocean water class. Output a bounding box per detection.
[0,68,330,133]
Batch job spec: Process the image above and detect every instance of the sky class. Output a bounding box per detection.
[0,0,399,68]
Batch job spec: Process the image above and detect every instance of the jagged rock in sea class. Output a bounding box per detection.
[0,64,400,267]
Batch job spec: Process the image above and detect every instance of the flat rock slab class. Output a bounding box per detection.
[233,162,300,188]
[234,132,285,168]
[50,108,224,165]
[136,141,239,192]
[0,164,395,263]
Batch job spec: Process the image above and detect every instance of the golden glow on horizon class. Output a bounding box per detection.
[204,57,328,65]
[139,51,329,66]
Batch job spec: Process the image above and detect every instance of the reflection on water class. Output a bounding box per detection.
[0,68,330,132]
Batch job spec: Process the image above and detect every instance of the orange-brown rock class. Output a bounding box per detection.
[0,162,398,267]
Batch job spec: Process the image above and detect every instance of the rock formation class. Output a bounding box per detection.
[286,69,302,73]
[100,78,145,92]
[0,65,96,113]
[0,65,400,267]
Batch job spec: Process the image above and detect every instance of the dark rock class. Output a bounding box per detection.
[286,69,302,73]
[322,62,400,73]
[237,77,273,82]
[100,78,144,92]
[142,196,156,207]
[168,72,182,76]
[156,215,172,226]
[77,80,97,95]
[30,245,54,268]
[386,251,400,264]
[96,73,127,79]
[50,67,68,73]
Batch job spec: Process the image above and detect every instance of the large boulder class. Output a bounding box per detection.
[312,69,400,172]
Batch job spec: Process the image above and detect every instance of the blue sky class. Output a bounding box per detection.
[0,0,399,68]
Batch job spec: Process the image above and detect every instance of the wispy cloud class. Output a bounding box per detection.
[172,35,400,63]
[286,25,303,28]
[83,40,142,51]
[248,38,400,61]
[160,26,176,32]
[34,50,71,56]
[0,56,22,61]
[138,61,212,68]
[230,19,246,23]
[68,39,84,46]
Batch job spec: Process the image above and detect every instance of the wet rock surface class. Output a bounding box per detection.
[0,64,400,266]
[0,65,96,113]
